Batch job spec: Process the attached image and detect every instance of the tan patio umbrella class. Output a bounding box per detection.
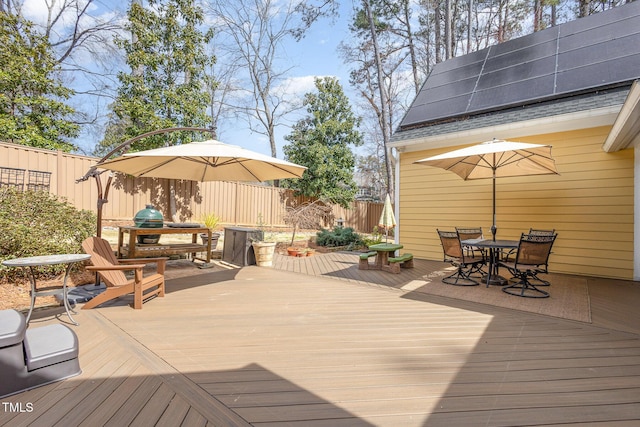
[378,193,396,243]
[96,139,306,182]
[414,139,559,240]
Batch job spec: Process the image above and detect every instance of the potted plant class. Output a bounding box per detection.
[200,212,221,249]
[252,214,277,266]
[287,247,302,257]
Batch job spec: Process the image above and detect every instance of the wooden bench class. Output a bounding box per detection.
[118,226,211,263]
[358,251,378,270]
[382,253,414,274]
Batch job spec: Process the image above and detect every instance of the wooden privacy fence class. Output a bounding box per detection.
[0,141,384,233]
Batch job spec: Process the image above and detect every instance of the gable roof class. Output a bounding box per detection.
[395,2,640,137]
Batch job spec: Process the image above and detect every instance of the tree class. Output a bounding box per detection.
[108,0,214,152]
[282,77,363,208]
[283,199,332,246]
[1,0,125,154]
[341,0,413,196]
[104,0,214,221]
[0,12,78,150]
[207,0,302,159]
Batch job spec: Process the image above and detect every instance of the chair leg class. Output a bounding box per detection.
[502,273,549,298]
[468,262,486,279]
[133,285,143,309]
[529,271,551,286]
[442,265,480,286]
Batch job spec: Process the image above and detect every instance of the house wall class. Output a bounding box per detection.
[398,126,635,280]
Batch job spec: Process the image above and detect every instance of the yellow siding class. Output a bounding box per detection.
[398,126,635,280]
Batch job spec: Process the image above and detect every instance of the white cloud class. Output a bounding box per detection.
[21,0,50,22]
[275,74,340,97]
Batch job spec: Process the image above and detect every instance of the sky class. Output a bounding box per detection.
[20,0,357,159]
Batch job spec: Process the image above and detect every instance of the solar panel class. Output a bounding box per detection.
[399,1,640,129]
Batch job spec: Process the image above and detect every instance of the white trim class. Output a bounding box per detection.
[394,148,400,245]
[603,81,640,152]
[635,144,640,280]
[390,106,621,153]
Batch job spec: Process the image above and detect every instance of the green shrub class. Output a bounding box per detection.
[0,188,96,281]
[316,226,362,249]
[361,226,383,247]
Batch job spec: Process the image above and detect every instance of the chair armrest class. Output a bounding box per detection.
[117,257,167,275]
[118,257,169,264]
[85,264,146,271]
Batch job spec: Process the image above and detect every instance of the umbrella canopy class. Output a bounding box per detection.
[96,139,306,182]
[378,193,396,243]
[414,139,559,239]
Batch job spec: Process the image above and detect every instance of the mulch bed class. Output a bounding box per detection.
[0,270,96,312]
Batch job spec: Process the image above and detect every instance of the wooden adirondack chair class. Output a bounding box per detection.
[81,237,166,310]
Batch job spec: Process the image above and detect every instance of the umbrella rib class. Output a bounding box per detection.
[136,157,212,178]
[495,150,557,172]
[132,158,181,177]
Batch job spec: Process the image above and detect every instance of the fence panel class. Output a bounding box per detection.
[0,141,383,232]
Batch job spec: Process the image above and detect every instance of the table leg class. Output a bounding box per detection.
[24,264,79,326]
[117,228,124,258]
[376,251,389,269]
[25,266,37,325]
[485,248,507,286]
[61,263,78,325]
[128,230,137,259]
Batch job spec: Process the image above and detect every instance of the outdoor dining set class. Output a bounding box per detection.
[437,227,558,298]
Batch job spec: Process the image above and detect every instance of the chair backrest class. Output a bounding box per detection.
[456,227,483,241]
[437,229,463,259]
[528,228,555,236]
[81,237,127,288]
[515,233,556,268]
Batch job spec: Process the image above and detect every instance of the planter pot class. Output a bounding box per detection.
[200,232,221,249]
[252,241,276,267]
[287,247,304,257]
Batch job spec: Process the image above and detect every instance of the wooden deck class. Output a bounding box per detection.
[2,252,640,426]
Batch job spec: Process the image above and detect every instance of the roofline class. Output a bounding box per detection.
[389,105,621,153]
[603,80,640,152]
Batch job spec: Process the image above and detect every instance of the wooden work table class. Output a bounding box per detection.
[117,226,211,263]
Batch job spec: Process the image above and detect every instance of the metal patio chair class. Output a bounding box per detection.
[437,229,486,286]
[498,233,557,298]
[456,226,485,258]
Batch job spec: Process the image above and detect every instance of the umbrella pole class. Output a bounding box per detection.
[491,170,497,241]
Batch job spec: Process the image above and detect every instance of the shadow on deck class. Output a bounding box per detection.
[2,252,640,426]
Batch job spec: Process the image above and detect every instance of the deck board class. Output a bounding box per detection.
[1,253,640,426]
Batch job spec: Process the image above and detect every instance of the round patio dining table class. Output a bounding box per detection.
[462,239,518,286]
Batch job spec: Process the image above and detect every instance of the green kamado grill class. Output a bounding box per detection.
[133,205,163,244]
